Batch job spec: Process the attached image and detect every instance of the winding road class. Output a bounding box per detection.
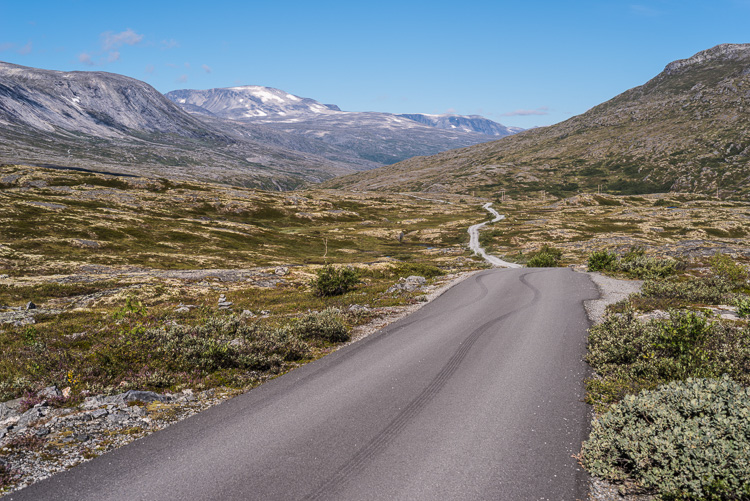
[468,202,521,268]
[10,268,599,501]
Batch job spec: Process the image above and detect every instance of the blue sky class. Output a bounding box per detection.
[1,0,748,128]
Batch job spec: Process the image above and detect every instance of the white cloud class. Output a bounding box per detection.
[17,41,32,55]
[499,106,550,117]
[178,74,188,83]
[0,42,14,52]
[161,39,179,49]
[202,64,212,73]
[106,51,120,63]
[102,29,143,50]
[78,52,95,66]
[145,64,155,74]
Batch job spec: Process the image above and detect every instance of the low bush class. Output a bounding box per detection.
[641,275,733,305]
[310,264,360,297]
[710,253,749,285]
[586,310,750,408]
[526,244,562,268]
[588,250,618,272]
[582,377,750,500]
[292,308,349,343]
[587,247,678,278]
[737,296,750,318]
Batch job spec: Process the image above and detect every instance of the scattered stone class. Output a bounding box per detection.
[228,338,243,347]
[240,309,256,318]
[0,398,23,421]
[71,239,102,249]
[387,275,427,293]
[61,387,71,398]
[25,301,36,310]
[106,411,129,424]
[348,304,371,313]
[0,274,9,279]
[34,427,50,437]
[274,266,289,276]
[175,306,190,313]
[90,409,108,419]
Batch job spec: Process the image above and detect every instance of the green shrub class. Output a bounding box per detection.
[736,296,750,318]
[390,262,444,279]
[710,254,749,285]
[588,250,618,272]
[526,244,562,268]
[618,256,679,279]
[310,264,360,297]
[641,275,733,304]
[585,310,750,408]
[582,377,750,500]
[292,308,349,343]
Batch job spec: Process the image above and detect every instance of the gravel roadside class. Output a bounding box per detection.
[581,271,654,501]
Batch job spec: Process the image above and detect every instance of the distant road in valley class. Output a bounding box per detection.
[10,268,599,501]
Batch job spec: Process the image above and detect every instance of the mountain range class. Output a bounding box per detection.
[326,44,750,199]
[0,62,517,188]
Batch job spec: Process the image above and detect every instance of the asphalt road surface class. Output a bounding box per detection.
[10,268,599,501]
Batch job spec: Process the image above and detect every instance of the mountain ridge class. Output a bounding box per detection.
[325,43,750,199]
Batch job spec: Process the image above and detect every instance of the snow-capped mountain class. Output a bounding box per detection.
[166,86,521,166]
[397,113,523,137]
[165,86,341,120]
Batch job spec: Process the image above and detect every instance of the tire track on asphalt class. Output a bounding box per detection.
[303,269,541,500]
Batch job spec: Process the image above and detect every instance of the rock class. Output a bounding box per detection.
[90,408,108,419]
[15,406,47,429]
[106,411,129,423]
[387,275,427,293]
[218,295,233,309]
[275,267,288,276]
[228,338,243,347]
[35,427,50,437]
[37,386,61,399]
[0,398,23,421]
[240,309,256,318]
[122,390,169,404]
[71,239,102,249]
[0,274,8,279]
[175,306,190,313]
[61,387,71,398]
[25,301,37,310]
[75,433,91,442]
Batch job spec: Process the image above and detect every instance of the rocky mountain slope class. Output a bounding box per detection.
[327,44,750,199]
[397,113,522,136]
[0,62,367,189]
[166,86,518,166]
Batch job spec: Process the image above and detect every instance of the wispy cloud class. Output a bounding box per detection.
[77,28,144,67]
[102,29,143,50]
[79,52,95,66]
[161,39,179,49]
[17,41,33,54]
[202,64,212,73]
[499,106,550,117]
[178,74,188,83]
[145,64,155,74]
[629,4,661,16]
[0,42,14,52]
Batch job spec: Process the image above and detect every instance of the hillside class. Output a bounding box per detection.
[166,86,517,166]
[0,62,362,189]
[326,44,750,199]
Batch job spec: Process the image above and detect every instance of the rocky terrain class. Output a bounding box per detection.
[326,44,750,199]
[0,62,365,189]
[166,86,518,167]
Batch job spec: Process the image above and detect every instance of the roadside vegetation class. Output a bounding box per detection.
[581,252,750,499]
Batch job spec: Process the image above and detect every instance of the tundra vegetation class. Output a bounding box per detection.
[1,164,749,497]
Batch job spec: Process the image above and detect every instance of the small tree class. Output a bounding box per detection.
[310,264,360,297]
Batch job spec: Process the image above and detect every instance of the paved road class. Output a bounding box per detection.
[10,268,599,501]
[468,203,522,268]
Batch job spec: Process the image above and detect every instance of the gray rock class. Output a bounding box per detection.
[90,409,109,419]
[16,406,47,429]
[275,267,289,276]
[106,411,129,423]
[387,275,427,293]
[175,306,190,313]
[25,301,37,310]
[0,398,23,420]
[37,386,61,399]
[240,309,256,318]
[123,390,169,404]
[75,433,91,442]
[35,427,50,437]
